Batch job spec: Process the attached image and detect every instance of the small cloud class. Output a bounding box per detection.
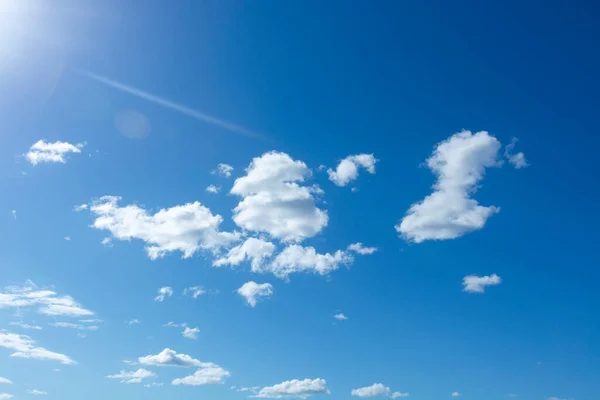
[237,281,273,307]
[328,154,378,187]
[64,236,71,241]
[107,369,156,384]
[504,138,529,169]
[0,377,11,385]
[0,395,13,400]
[451,392,462,397]
[8,321,42,330]
[347,242,378,255]
[154,286,173,302]
[27,389,47,395]
[144,382,163,388]
[182,327,200,340]
[205,185,221,194]
[183,286,206,299]
[25,140,85,166]
[333,313,348,321]
[462,274,502,293]
[11,210,16,219]
[73,204,88,212]
[127,319,141,326]
[101,237,113,247]
[212,163,233,178]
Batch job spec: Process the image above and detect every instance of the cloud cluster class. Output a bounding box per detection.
[327,154,378,187]
[154,287,173,302]
[25,140,85,165]
[0,331,75,365]
[252,378,329,399]
[397,130,502,243]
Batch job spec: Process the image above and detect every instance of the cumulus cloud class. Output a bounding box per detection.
[213,163,234,178]
[504,138,529,169]
[86,196,239,260]
[0,394,12,399]
[0,281,94,317]
[0,378,11,385]
[213,238,276,271]
[237,282,273,307]
[462,274,502,293]
[333,313,348,321]
[267,245,353,279]
[107,369,156,384]
[347,242,378,255]
[253,378,329,399]
[171,364,230,386]
[327,154,378,187]
[138,348,203,368]
[182,327,200,340]
[25,140,85,165]
[0,331,76,364]
[230,152,328,242]
[351,383,408,398]
[183,286,206,299]
[396,130,503,243]
[154,287,173,302]
[206,185,221,194]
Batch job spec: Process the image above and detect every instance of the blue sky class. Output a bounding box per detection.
[0,0,599,399]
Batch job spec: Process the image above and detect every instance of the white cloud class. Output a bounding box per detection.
[213,163,234,178]
[347,242,378,255]
[172,364,230,386]
[234,386,260,393]
[144,382,164,388]
[0,378,11,385]
[0,394,13,399]
[107,369,156,384]
[396,130,503,243]
[0,331,76,365]
[504,138,528,169]
[182,327,200,340]
[267,245,353,279]
[138,348,203,368]
[183,286,206,299]
[154,287,173,302]
[253,378,329,399]
[100,237,113,247]
[64,236,71,241]
[462,274,502,293]
[11,211,16,219]
[127,319,140,326]
[0,281,94,317]
[86,196,239,259]
[333,313,348,321]
[8,322,42,330]
[74,204,88,212]
[26,389,47,395]
[351,383,407,398]
[25,140,85,165]
[206,185,221,194]
[237,282,273,307]
[213,237,276,271]
[451,392,462,397]
[230,151,328,242]
[547,397,571,400]
[327,154,378,187]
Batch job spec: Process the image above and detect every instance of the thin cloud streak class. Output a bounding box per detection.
[75,70,261,139]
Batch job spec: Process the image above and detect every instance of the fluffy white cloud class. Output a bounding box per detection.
[267,245,353,279]
[253,378,329,399]
[0,281,94,317]
[0,378,11,385]
[182,327,200,340]
[25,140,85,165]
[26,389,47,395]
[0,394,13,399]
[206,185,221,194]
[462,274,502,293]
[333,313,348,321]
[183,286,205,299]
[347,242,378,255]
[0,331,75,365]
[213,238,276,271]
[87,196,239,260]
[213,163,234,178]
[230,152,328,242]
[504,138,528,169]
[237,282,273,307]
[172,364,230,386]
[396,130,503,243]
[327,154,378,187]
[138,348,203,368]
[154,287,173,302]
[351,383,407,398]
[107,369,156,384]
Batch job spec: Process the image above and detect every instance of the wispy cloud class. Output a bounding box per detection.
[76,70,261,139]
